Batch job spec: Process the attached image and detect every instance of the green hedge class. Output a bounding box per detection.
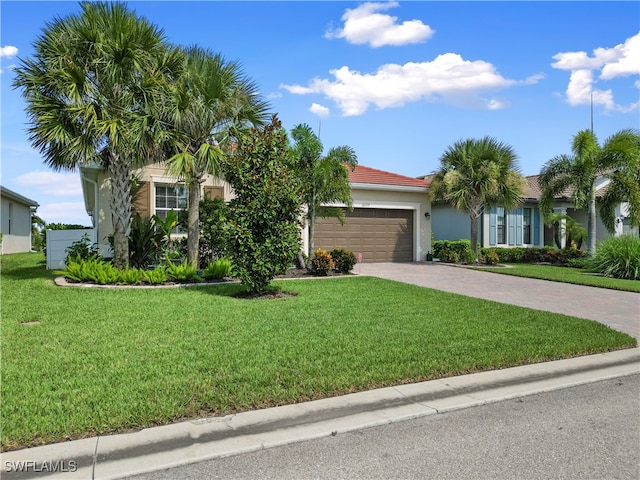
[432,240,475,264]
[479,246,587,265]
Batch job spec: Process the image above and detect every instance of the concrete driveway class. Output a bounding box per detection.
[356,262,640,340]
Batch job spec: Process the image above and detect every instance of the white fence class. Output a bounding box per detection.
[46,229,95,270]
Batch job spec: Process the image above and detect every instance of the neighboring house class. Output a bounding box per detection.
[430,174,635,249]
[0,186,39,254]
[79,163,432,264]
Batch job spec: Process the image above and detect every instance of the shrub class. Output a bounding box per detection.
[588,235,640,280]
[483,249,499,265]
[202,258,232,280]
[142,266,168,285]
[223,116,303,293]
[311,249,333,276]
[166,261,201,283]
[65,234,100,265]
[567,257,590,269]
[330,248,357,273]
[199,197,229,268]
[433,240,474,264]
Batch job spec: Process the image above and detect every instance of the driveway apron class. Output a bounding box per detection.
[356,262,640,340]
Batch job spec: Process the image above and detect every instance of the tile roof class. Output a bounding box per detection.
[525,174,609,200]
[349,165,429,188]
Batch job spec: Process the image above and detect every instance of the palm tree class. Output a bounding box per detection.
[13,2,179,268]
[597,131,640,233]
[289,124,357,267]
[538,129,640,255]
[430,137,525,262]
[161,46,270,267]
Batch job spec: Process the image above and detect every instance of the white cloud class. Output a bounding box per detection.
[486,98,509,110]
[37,202,91,226]
[551,32,640,111]
[266,91,282,100]
[325,1,434,48]
[282,53,524,116]
[0,45,18,57]
[309,103,330,117]
[15,170,83,196]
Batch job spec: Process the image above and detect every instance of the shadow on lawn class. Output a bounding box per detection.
[0,258,53,281]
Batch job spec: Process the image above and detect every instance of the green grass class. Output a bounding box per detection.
[472,263,640,292]
[1,253,636,451]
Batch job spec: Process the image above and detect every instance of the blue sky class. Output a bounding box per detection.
[1,1,639,225]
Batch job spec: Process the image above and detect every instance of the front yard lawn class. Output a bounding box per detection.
[1,253,636,451]
[472,263,640,292]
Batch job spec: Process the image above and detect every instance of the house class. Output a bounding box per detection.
[78,163,432,264]
[0,186,39,254]
[311,165,431,262]
[430,174,635,249]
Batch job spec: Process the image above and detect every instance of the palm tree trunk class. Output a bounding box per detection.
[587,183,597,255]
[469,213,479,263]
[307,189,317,269]
[187,178,201,267]
[109,151,131,269]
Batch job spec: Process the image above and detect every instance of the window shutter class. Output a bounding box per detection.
[204,186,224,200]
[533,208,540,246]
[508,210,516,246]
[489,207,496,245]
[515,207,523,245]
[132,181,151,218]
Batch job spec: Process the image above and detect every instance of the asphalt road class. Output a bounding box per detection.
[127,374,640,480]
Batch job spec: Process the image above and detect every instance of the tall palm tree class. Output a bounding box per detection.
[538,129,639,255]
[430,137,524,261]
[161,46,270,267]
[597,131,640,233]
[13,2,179,268]
[289,124,357,267]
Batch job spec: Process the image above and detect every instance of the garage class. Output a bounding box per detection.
[314,208,414,263]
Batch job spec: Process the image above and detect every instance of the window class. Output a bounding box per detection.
[523,208,532,244]
[8,202,13,234]
[496,207,506,244]
[155,185,187,233]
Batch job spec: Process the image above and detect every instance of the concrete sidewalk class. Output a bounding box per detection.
[357,262,640,340]
[2,349,638,480]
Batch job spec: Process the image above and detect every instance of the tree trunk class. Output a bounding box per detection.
[109,151,131,269]
[587,183,597,255]
[306,189,317,269]
[469,213,479,263]
[187,178,201,268]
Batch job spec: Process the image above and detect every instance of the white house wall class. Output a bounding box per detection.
[0,196,33,254]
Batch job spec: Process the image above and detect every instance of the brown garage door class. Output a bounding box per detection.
[314,208,413,262]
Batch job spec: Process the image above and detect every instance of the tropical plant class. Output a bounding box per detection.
[142,266,168,285]
[587,235,640,280]
[429,137,525,262]
[13,2,182,268]
[31,214,46,252]
[128,214,165,269]
[544,213,587,250]
[202,258,232,280]
[166,260,201,283]
[223,116,304,293]
[118,268,144,285]
[311,249,333,276]
[289,124,357,268]
[538,129,640,255]
[161,46,270,268]
[330,248,357,273]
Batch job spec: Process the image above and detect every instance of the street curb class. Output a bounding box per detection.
[2,348,639,480]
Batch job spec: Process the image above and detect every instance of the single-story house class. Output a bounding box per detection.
[0,186,39,254]
[429,174,635,249]
[79,163,431,264]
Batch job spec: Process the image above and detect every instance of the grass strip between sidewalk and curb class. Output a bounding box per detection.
[471,263,640,292]
[1,253,636,451]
